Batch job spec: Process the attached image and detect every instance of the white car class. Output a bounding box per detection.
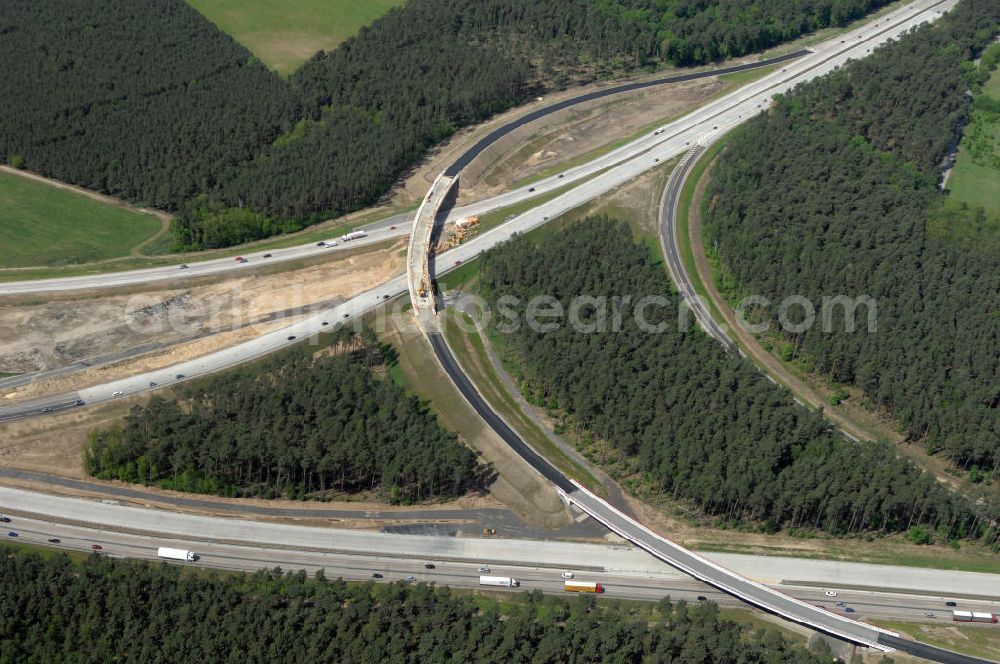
[111,391,124,397]
[824,590,837,597]
[561,571,574,579]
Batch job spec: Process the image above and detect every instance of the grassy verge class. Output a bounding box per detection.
[185,0,404,75]
[945,67,1000,215]
[0,171,162,269]
[691,535,1000,575]
[440,308,604,493]
[0,204,412,282]
[876,620,1000,661]
[473,174,605,234]
[1,541,90,564]
[673,138,729,323]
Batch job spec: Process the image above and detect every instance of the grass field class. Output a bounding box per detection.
[186,0,404,75]
[945,68,1000,214]
[0,171,162,269]
[877,620,1000,661]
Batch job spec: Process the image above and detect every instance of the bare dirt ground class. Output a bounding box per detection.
[0,473,505,530]
[0,238,408,392]
[0,398,135,477]
[391,64,749,208]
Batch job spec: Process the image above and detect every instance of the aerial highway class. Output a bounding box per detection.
[0,0,957,420]
[1,490,998,625]
[407,0,979,659]
[1,53,805,297]
[2,0,947,297]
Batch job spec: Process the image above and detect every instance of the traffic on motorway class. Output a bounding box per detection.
[0,0,957,425]
[4,511,997,628]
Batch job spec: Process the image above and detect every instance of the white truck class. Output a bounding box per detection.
[157,547,196,562]
[340,230,367,242]
[479,575,519,588]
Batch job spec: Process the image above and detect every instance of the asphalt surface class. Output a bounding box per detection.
[412,6,993,659]
[0,468,606,539]
[4,3,989,658]
[658,144,737,350]
[2,493,997,641]
[427,331,575,493]
[442,49,810,177]
[1,52,807,298]
[428,326,931,653]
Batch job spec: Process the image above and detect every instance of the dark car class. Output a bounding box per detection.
[90,544,102,551]
[48,538,60,544]
[178,264,189,269]
[528,187,536,192]
[0,516,10,523]
[844,607,855,613]
[149,381,158,387]
[372,573,383,579]
[317,241,326,247]
[424,563,435,570]
[262,253,272,258]
[43,407,54,413]
[175,374,186,380]
[321,321,329,326]
[7,531,17,537]
[343,313,349,318]
[946,601,957,607]
[74,399,85,406]
[287,335,297,341]
[696,596,707,601]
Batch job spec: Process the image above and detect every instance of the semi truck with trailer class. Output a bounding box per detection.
[952,611,997,623]
[157,547,196,562]
[479,576,519,588]
[340,230,368,242]
[564,581,603,593]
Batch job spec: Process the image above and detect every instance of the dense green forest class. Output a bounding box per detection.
[2,0,895,251]
[477,217,994,542]
[0,0,300,210]
[84,330,485,503]
[702,0,1000,477]
[0,549,836,664]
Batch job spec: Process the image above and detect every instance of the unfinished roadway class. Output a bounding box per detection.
[3,2,991,660]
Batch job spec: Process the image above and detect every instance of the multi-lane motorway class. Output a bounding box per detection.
[2,491,998,625]
[0,0,958,423]
[2,1,992,660]
[407,1,991,660]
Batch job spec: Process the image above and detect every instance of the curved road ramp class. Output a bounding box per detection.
[426,330,997,664]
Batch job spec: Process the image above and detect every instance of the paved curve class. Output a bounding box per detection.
[413,3,993,661]
[2,52,808,297]
[658,144,737,350]
[0,0,956,419]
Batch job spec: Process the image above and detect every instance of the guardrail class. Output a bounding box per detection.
[562,482,897,652]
